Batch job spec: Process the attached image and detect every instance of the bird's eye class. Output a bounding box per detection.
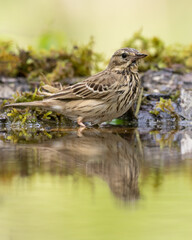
[121,53,127,59]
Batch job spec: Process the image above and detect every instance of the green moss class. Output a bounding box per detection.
[2,90,73,125]
[150,98,179,120]
[2,32,192,82]
[149,109,160,116]
[5,106,73,125]
[0,38,103,83]
[0,40,20,76]
[170,90,180,102]
[156,98,174,113]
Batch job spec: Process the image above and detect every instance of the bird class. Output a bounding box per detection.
[5,48,147,127]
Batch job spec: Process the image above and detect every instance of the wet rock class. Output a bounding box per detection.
[137,99,179,129]
[141,69,192,93]
[0,113,7,123]
[0,77,31,99]
[180,88,192,120]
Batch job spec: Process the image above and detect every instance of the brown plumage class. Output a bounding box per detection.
[5,48,147,126]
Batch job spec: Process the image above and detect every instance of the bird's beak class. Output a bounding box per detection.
[134,53,148,60]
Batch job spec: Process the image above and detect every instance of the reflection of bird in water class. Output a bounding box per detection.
[84,130,140,202]
[0,129,141,202]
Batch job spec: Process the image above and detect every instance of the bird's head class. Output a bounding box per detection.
[108,48,147,73]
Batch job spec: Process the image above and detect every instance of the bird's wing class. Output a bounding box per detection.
[47,70,119,100]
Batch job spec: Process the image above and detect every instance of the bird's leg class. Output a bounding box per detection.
[77,116,86,127]
[77,117,86,137]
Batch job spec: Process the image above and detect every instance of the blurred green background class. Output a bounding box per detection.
[1,0,192,56]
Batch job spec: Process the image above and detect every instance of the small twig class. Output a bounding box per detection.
[135,87,143,117]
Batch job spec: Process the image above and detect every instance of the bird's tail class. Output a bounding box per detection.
[4,101,49,109]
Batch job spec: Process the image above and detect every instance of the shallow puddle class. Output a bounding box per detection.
[0,125,192,240]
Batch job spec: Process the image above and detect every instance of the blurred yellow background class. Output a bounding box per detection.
[1,0,192,56]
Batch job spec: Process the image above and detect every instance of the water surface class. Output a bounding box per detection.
[0,126,192,240]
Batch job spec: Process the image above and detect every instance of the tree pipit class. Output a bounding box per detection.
[5,48,147,126]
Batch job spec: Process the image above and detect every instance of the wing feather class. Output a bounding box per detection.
[47,70,119,100]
